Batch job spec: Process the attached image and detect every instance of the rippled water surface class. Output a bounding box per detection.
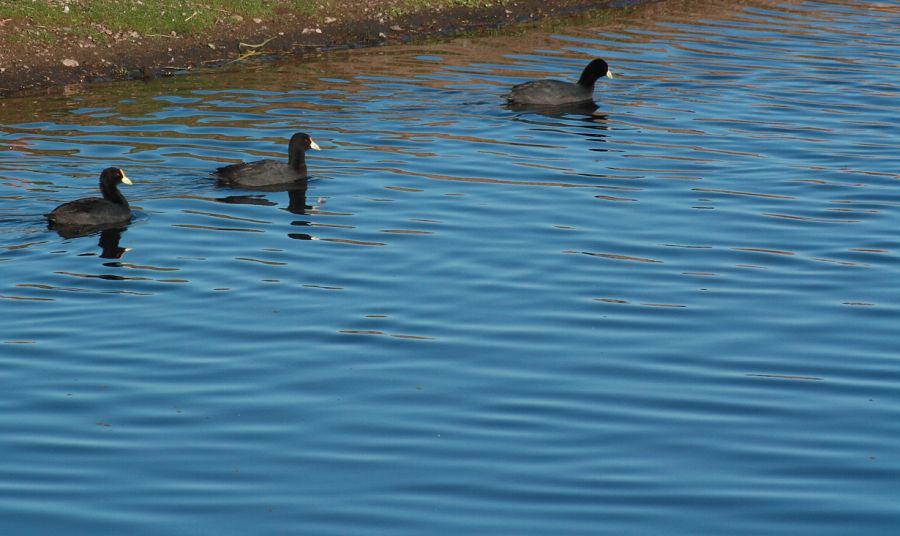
[2,1,900,534]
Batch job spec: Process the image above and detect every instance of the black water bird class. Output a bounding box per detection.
[506,58,613,105]
[214,132,321,188]
[47,167,133,227]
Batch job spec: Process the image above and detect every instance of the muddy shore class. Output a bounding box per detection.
[0,0,656,99]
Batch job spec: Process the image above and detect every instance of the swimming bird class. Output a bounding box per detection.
[214,132,321,188]
[47,167,133,227]
[506,58,613,105]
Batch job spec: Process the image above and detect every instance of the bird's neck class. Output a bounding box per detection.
[101,182,130,209]
[288,151,307,171]
[577,74,596,89]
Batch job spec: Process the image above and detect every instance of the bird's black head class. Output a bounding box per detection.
[287,133,321,170]
[99,167,132,187]
[95,167,132,205]
[288,133,321,153]
[577,59,613,88]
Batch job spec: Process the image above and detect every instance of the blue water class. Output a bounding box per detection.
[2,1,900,534]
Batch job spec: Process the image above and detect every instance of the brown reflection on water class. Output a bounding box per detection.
[379,165,644,190]
[733,247,795,256]
[172,223,263,233]
[763,212,860,224]
[181,208,272,225]
[0,0,812,126]
[746,373,823,381]
[380,229,433,235]
[692,188,795,200]
[0,294,55,302]
[570,250,663,264]
[593,297,687,308]
[339,329,435,341]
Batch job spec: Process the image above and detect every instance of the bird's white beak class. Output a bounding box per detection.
[309,140,321,151]
[121,173,133,185]
[606,71,614,79]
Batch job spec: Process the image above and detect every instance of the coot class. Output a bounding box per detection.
[214,132,321,187]
[506,58,613,105]
[47,167,133,227]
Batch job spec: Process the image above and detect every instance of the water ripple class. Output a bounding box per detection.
[2,1,900,534]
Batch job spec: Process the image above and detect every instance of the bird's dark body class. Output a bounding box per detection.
[213,133,320,188]
[505,58,612,106]
[47,167,133,227]
[48,197,130,226]
[215,160,307,187]
[507,80,594,105]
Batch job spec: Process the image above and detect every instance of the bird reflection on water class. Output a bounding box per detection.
[508,100,610,151]
[507,99,602,117]
[213,181,324,241]
[96,228,130,259]
[49,223,131,259]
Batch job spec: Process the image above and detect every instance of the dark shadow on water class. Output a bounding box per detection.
[214,195,278,208]
[506,100,610,148]
[49,222,131,259]
[215,180,322,240]
[506,100,602,118]
[285,187,311,215]
[283,184,320,241]
[96,228,129,259]
[215,180,311,214]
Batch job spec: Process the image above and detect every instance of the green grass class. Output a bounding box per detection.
[0,0,618,51]
[0,0,321,37]
[385,0,503,18]
[0,0,512,37]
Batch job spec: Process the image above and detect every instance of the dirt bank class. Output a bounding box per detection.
[0,0,651,98]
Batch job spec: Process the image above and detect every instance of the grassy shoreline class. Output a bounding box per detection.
[0,0,636,97]
[1,1,502,41]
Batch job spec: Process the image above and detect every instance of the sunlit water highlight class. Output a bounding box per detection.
[2,1,900,534]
